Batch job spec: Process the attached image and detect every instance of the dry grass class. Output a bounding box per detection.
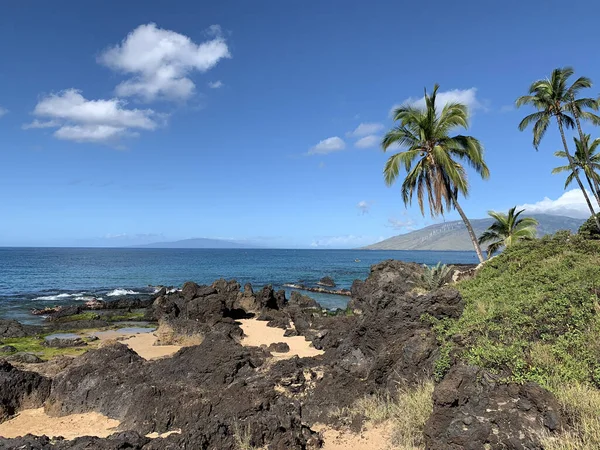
[539,382,600,449]
[339,379,434,449]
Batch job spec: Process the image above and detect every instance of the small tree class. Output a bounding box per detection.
[579,214,600,240]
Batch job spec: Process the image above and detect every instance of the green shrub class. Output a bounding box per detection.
[578,213,600,240]
[433,232,600,387]
[421,262,452,291]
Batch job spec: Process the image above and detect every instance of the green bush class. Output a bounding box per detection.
[578,214,600,240]
[432,231,600,388]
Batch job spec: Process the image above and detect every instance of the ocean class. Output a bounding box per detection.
[0,248,478,324]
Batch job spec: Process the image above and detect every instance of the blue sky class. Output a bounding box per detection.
[1,0,600,248]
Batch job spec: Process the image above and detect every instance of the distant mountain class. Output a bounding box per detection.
[132,238,259,249]
[362,214,585,251]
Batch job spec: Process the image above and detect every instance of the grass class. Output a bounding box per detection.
[1,335,88,359]
[333,380,434,449]
[232,421,260,450]
[539,382,600,449]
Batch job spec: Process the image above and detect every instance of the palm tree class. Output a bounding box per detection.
[553,134,600,205]
[478,207,539,258]
[382,84,490,263]
[516,67,600,230]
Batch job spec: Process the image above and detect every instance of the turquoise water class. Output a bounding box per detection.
[0,248,477,323]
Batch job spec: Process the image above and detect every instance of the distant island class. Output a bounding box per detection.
[362,214,584,251]
[131,238,259,249]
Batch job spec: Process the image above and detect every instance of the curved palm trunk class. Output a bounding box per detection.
[584,172,600,207]
[556,118,600,230]
[570,106,600,207]
[452,197,485,263]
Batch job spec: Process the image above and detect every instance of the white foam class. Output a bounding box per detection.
[34,293,83,301]
[106,289,140,297]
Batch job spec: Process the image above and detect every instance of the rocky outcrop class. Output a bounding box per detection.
[317,276,336,287]
[424,365,563,450]
[0,431,150,450]
[45,336,322,449]
[0,361,51,422]
[0,319,29,338]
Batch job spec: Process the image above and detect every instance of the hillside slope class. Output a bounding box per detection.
[362,214,584,250]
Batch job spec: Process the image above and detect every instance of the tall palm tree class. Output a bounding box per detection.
[478,207,539,258]
[382,84,490,263]
[553,134,600,205]
[516,67,600,230]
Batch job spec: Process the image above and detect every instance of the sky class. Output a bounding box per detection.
[1,0,600,248]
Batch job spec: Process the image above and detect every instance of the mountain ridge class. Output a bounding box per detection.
[362,214,585,251]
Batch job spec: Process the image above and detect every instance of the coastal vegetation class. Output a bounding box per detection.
[426,230,600,446]
[382,84,490,262]
[420,262,452,290]
[478,206,539,257]
[553,134,600,205]
[517,67,600,231]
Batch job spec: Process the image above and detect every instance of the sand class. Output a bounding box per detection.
[0,408,182,440]
[238,318,324,359]
[93,329,182,360]
[0,408,119,439]
[316,423,395,450]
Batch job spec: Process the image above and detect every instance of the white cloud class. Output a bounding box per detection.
[357,200,371,215]
[347,122,384,137]
[22,119,61,130]
[391,87,482,117]
[308,136,345,155]
[518,189,600,219]
[208,80,223,89]
[309,234,383,249]
[99,23,231,102]
[25,89,162,144]
[0,106,8,117]
[355,135,380,149]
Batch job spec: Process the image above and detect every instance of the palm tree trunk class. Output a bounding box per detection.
[556,117,600,230]
[570,104,600,208]
[452,196,485,263]
[584,172,600,207]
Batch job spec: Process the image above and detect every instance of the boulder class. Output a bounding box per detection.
[44,337,87,348]
[268,342,290,353]
[424,365,564,450]
[6,353,43,364]
[0,345,17,354]
[0,361,51,422]
[288,291,320,309]
[317,276,336,287]
[0,319,28,338]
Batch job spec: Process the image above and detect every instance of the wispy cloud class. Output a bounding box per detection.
[391,87,483,117]
[24,89,164,144]
[98,23,231,102]
[308,136,346,155]
[357,200,371,215]
[518,189,600,219]
[0,106,8,117]
[347,122,384,137]
[355,135,380,149]
[208,80,223,89]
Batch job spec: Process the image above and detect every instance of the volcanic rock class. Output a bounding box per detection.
[0,361,51,422]
[424,365,564,450]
